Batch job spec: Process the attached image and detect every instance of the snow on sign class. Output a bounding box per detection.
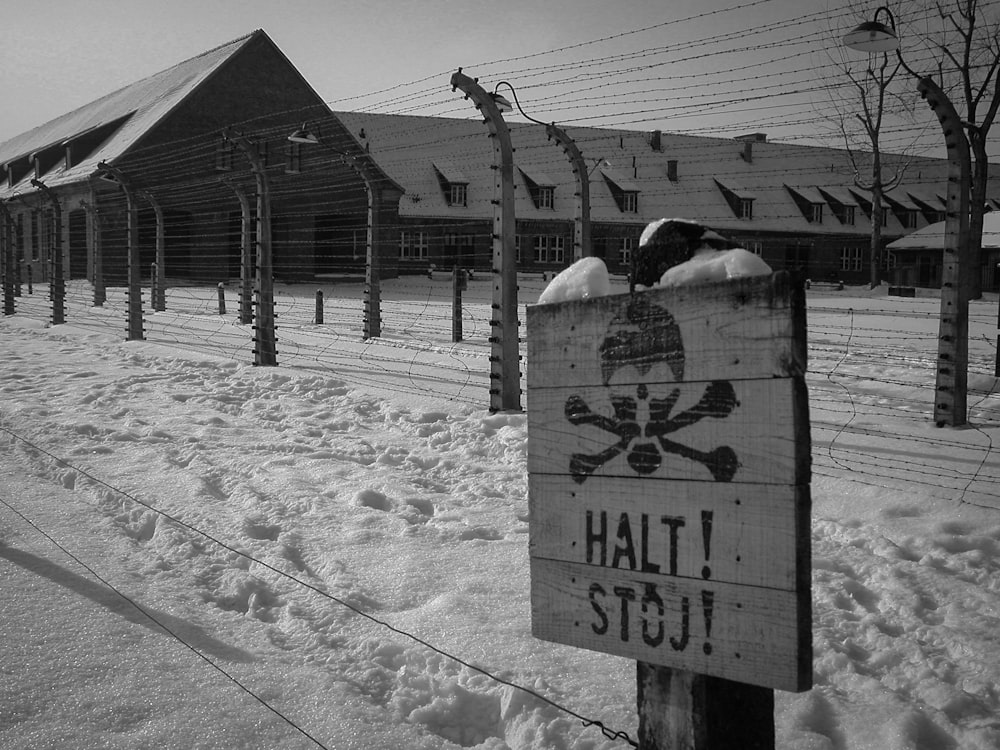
[526,272,812,693]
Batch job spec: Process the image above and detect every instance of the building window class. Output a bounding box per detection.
[215,138,235,171]
[515,235,525,264]
[31,210,40,262]
[400,231,428,259]
[810,203,824,223]
[739,199,754,219]
[622,191,639,214]
[882,251,897,270]
[903,209,918,229]
[843,206,856,225]
[448,183,467,207]
[534,235,566,264]
[744,240,763,256]
[286,142,302,173]
[536,186,555,210]
[840,247,864,272]
[619,237,634,267]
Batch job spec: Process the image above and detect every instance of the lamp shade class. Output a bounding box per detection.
[287,125,320,145]
[843,20,899,52]
[489,92,513,113]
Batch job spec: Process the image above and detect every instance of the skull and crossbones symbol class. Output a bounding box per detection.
[566,294,740,484]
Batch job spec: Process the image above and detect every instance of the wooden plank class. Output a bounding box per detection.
[529,474,809,590]
[527,378,804,485]
[526,273,806,390]
[530,557,811,691]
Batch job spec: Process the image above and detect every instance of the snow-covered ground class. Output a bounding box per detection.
[1,276,998,749]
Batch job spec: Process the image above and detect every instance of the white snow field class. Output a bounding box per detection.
[1,274,998,749]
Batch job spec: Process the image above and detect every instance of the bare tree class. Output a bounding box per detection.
[911,0,1000,297]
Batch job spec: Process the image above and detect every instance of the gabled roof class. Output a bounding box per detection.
[888,210,1000,250]
[0,31,261,197]
[334,110,973,237]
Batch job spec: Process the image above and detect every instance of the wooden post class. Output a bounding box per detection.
[315,289,324,325]
[526,273,811,748]
[218,283,226,315]
[637,665,774,749]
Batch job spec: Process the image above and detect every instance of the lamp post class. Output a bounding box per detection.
[844,6,971,427]
[223,130,276,366]
[96,162,145,341]
[493,82,591,262]
[287,125,386,339]
[451,69,522,413]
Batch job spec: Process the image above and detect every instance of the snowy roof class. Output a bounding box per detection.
[334,110,978,237]
[887,210,1000,250]
[0,31,260,198]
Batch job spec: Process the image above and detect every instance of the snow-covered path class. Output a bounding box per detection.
[1,279,999,749]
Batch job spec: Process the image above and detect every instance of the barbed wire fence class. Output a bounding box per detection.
[1,278,999,748]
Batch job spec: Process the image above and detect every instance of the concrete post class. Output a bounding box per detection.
[451,69,521,412]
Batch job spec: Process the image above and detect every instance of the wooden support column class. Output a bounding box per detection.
[638,665,774,749]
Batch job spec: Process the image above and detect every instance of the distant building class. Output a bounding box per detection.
[887,209,1000,290]
[2,29,997,290]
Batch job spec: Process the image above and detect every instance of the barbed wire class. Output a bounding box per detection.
[0,422,640,748]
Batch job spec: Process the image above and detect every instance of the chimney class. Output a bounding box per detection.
[736,132,766,163]
[650,130,662,152]
[667,159,678,182]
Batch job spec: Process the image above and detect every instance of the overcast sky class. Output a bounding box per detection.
[1,0,994,159]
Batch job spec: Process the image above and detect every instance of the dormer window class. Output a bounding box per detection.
[433,160,470,208]
[818,187,858,226]
[716,179,755,220]
[785,185,828,224]
[448,182,467,207]
[519,166,557,210]
[601,166,641,214]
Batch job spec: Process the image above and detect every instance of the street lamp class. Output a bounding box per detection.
[493,82,592,262]
[287,124,386,339]
[844,6,972,428]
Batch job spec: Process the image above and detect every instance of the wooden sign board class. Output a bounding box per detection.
[526,272,811,693]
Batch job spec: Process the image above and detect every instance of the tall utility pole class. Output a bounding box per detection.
[225,130,277,367]
[451,69,521,412]
[30,179,65,325]
[97,162,144,341]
